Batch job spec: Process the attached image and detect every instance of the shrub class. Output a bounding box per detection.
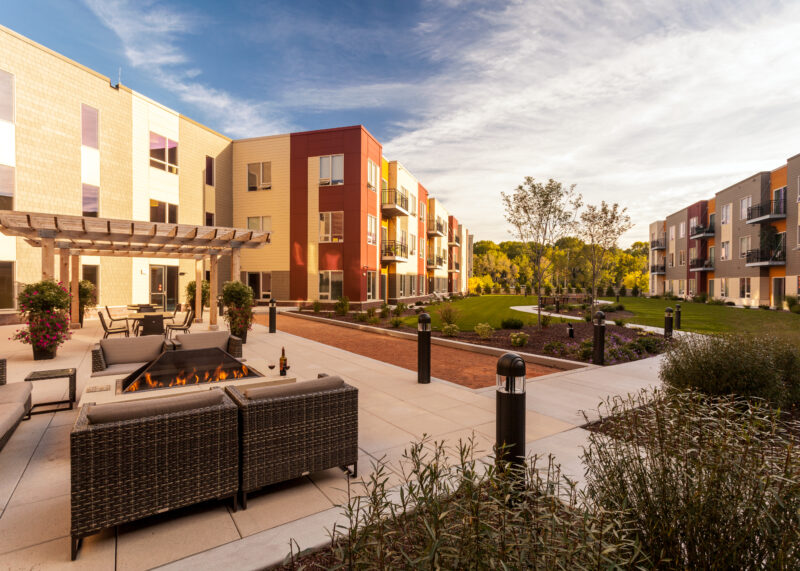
[11,309,72,352]
[366,307,376,318]
[503,285,511,294]
[437,303,460,325]
[785,295,798,309]
[379,303,390,318]
[618,284,627,296]
[441,323,459,337]
[333,296,350,316]
[312,300,322,313]
[500,317,524,329]
[791,304,800,314]
[222,281,255,335]
[474,322,493,339]
[543,284,552,296]
[759,304,770,310]
[584,390,800,569]
[17,280,71,316]
[540,314,552,328]
[725,301,735,306]
[514,285,522,295]
[707,298,724,305]
[509,331,529,347]
[631,284,640,297]
[659,333,800,406]
[631,333,666,355]
[390,316,403,328]
[613,318,625,326]
[692,292,707,303]
[393,302,407,317]
[354,312,368,322]
[186,280,211,313]
[543,340,568,357]
[414,307,423,314]
[584,313,592,322]
[605,285,615,296]
[615,303,625,311]
[77,280,97,317]
[367,316,380,325]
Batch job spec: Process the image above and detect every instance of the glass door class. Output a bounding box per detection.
[773,277,785,309]
[247,272,261,299]
[149,265,166,310]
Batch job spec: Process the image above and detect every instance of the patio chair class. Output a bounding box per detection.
[166,309,194,338]
[139,314,164,336]
[104,306,130,331]
[98,311,129,339]
[163,304,181,325]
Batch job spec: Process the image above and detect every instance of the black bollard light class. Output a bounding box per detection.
[593,311,605,365]
[218,295,224,316]
[567,322,574,338]
[664,307,673,339]
[268,298,277,333]
[496,352,526,470]
[675,303,681,330]
[417,313,431,384]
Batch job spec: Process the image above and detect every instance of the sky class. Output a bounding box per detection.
[4,0,800,247]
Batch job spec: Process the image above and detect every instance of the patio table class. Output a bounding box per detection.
[24,367,76,418]
[125,312,174,320]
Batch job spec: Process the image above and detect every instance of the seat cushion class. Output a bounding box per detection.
[244,375,345,401]
[175,331,230,352]
[86,389,224,425]
[100,336,164,365]
[0,402,26,441]
[0,382,33,405]
[90,362,149,378]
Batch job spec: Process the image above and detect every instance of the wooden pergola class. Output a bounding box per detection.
[0,210,270,329]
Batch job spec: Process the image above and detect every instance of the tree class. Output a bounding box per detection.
[579,202,633,312]
[502,178,582,327]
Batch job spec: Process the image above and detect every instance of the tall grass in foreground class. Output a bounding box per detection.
[584,390,800,569]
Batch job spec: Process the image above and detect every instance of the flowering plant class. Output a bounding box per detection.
[11,309,72,350]
[225,305,254,333]
[17,280,71,318]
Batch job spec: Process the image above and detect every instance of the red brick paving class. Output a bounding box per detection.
[257,313,560,389]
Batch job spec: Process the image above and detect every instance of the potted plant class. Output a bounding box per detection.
[12,280,72,360]
[222,280,254,343]
[186,280,210,318]
[78,280,97,327]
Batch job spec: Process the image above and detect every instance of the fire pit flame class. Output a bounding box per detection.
[124,351,255,393]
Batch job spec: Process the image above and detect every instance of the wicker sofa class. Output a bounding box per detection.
[90,335,167,377]
[70,388,239,559]
[173,331,243,359]
[0,358,33,451]
[225,375,358,508]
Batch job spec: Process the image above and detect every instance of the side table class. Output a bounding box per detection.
[24,368,77,418]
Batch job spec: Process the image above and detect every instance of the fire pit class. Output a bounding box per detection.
[122,348,261,393]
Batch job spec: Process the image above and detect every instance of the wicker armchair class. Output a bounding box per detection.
[70,389,239,559]
[226,376,358,508]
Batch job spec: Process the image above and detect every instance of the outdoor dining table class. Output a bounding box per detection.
[125,311,174,320]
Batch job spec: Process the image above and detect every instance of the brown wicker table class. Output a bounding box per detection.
[24,367,76,418]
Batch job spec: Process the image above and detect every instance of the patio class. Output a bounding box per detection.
[0,316,661,569]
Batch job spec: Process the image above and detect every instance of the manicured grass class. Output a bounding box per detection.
[401,295,540,330]
[600,297,800,341]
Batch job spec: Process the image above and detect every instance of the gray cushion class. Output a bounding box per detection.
[90,362,150,378]
[87,389,224,425]
[0,403,25,440]
[0,382,33,405]
[175,331,230,352]
[244,376,345,401]
[100,336,164,365]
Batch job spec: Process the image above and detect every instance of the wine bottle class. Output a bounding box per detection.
[279,347,287,376]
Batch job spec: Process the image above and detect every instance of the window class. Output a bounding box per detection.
[689,279,696,295]
[205,156,214,186]
[149,132,178,174]
[669,253,674,267]
[419,235,424,259]
[720,241,730,260]
[679,222,685,238]
[740,196,752,220]
[721,278,729,298]
[367,215,377,245]
[400,229,407,246]
[247,162,271,190]
[679,280,685,295]
[319,154,344,185]
[409,233,416,256]
[82,184,99,217]
[149,200,178,223]
[739,235,751,258]
[669,226,675,241]
[709,246,715,261]
[689,216,698,230]
[679,250,686,265]
[247,216,271,232]
[81,104,98,149]
[399,273,405,296]
[319,212,344,242]
[420,202,426,223]
[0,164,13,210]
[319,270,343,300]
[82,264,99,296]
[0,261,13,309]
[409,193,416,216]
[740,277,751,299]
[367,159,379,190]
[367,271,377,300]
[205,212,215,226]
[720,203,731,224]
[418,275,424,295]
[0,69,13,123]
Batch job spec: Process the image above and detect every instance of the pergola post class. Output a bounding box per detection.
[70,254,80,328]
[39,230,57,280]
[59,248,70,286]
[195,259,203,324]
[209,255,219,330]
[230,242,242,282]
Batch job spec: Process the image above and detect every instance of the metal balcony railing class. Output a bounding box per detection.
[428,217,446,236]
[689,225,714,238]
[650,238,666,249]
[427,255,445,268]
[747,199,786,221]
[449,260,460,271]
[381,240,408,259]
[381,189,409,212]
[689,258,713,270]
[746,247,786,265]
[650,264,666,274]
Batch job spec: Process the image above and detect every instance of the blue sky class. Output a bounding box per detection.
[4,0,800,246]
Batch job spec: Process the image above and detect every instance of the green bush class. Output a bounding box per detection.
[659,333,800,406]
[17,280,71,316]
[509,331,529,347]
[441,323,459,337]
[784,295,798,309]
[584,313,592,322]
[543,340,568,357]
[707,298,724,305]
[354,312,368,322]
[365,307,376,318]
[605,285,615,296]
[186,280,211,312]
[437,303,460,325]
[613,318,625,326]
[543,284,552,296]
[631,284,640,297]
[367,316,380,325]
[615,303,625,311]
[619,284,627,296]
[392,302,407,317]
[379,303,390,318]
[540,314,551,328]
[312,300,322,313]
[222,281,254,335]
[514,285,522,295]
[221,280,252,308]
[503,285,511,294]
[474,322,493,339]
[333,296,350,316]
[584,390,800,569]
[692,292,707,303]
[390,316,403,328]
[725,301,735,306]
[790,304,800,314]
[500,317,524,329]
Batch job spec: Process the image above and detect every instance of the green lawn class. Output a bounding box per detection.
[600,297,800,341]
[401,295,540,330]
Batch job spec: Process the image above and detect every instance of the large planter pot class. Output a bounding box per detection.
[33,346,57,361]
[232,329,248,344]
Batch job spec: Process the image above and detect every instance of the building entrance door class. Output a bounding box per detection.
[773,277,785,309]
[149,265,178,310]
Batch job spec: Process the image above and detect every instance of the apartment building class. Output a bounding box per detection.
[649,153,800,307]
[0,25,472,317]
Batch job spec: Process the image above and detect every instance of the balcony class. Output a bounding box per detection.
[745,247,786,266]
[650,238,666,250]
[381,189,410,217]
[381,240,408,262]
[650,264,666,275]
[427,255,445,269]
[427,217,446,237]
[689,225,714,239]
[449,260,460,273]
[689,258,714,272]
[746,199,786,223]
[448,231,461,247]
